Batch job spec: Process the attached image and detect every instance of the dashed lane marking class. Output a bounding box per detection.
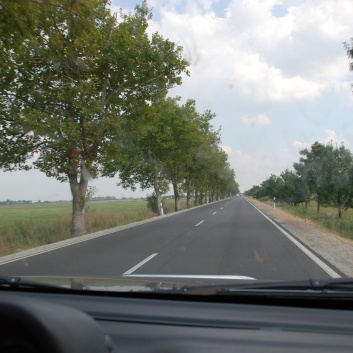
[123,253,158,275]
[195,220,205,227]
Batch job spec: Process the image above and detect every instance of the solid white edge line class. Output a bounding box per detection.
[195,220,204,227]
[245,199,341,278]
[123,253,158,275]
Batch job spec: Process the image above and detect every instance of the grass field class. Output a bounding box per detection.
[0,198,188,256]
[259,198,353,242]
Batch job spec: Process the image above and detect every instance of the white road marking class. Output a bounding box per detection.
[212,212,217,215]
[220,207,223,210]
[125,274,256,280]
[123,253,158,275]
[195,220,204,227]
[246,199,341,278]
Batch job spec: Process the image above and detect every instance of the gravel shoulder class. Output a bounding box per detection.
[248,197,353,278]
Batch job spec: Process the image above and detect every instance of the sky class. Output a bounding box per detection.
[1,0,353,201]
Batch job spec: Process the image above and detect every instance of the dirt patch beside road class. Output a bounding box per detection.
[247,197,353,278]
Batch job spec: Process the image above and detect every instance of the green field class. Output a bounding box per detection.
[0,200,153,256]
[0,202,72,228]
[0,200,148,227]
[0,198,188,256]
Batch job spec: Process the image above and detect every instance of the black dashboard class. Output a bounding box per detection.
[1,288,353,353]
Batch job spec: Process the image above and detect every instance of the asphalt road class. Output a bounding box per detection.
[0,197,342,280]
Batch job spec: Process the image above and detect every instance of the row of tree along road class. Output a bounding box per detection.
[246,39,353,220]
[0,1,239,237]
[246,142,353,219]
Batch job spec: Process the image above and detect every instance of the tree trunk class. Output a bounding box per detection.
[195,189,199,206]
[338,205,342,218]
[186,174,192,208]
[172,181,180,211]
[199,191,204,205]
[153,169,163,216]
[186,192,191,208]
[69,172,89,237]
[317,201,320,214]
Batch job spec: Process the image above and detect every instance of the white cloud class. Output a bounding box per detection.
[231,53,326,101]
[241,114,272,127]
[324,129,350,147]
[292,130,351,156]
[293,140,311,151]
[150,0,352,103]
[224,149,268,191]
[221,144,232,155]
[233,150,256,167]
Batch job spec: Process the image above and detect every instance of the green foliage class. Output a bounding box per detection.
[104,96,239,210]
[294,142,353,216]
[0,0,189,235]
[344,37,353,74]
[146,193,165,214]
[277,169,309,205]
[246,142,353,218]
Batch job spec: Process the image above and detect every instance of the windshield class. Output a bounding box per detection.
[1,0,353,292]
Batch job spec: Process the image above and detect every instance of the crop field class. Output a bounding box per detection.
[0,200,152,256]
[0,200,147,227]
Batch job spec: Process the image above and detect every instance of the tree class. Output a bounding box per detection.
[294,142,333,213]
[103,97,180,215]
[344,38,353,79]
[245,185,262,198]
[182,111,221,206]
[162,100,219,211]
[104,97,205,213]
[277,169,309,206]
[330,145,353,217]
[294,142,353,217]
[259,174,280,200]
[0,0,188,235]
[104,96,238,212]
[155,98,195,212]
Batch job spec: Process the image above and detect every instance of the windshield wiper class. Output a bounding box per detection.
[314,278,353,291]
[177,278,353,295]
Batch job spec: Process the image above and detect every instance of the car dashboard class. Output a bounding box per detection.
[1,288,353,353]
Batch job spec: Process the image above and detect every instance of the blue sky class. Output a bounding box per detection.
[1,0,353,200]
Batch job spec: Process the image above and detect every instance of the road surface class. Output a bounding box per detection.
[0,197,342,280]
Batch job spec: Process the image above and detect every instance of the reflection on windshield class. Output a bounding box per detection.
[0,0,353,287]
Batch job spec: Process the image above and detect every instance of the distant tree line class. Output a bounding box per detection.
[0,200,32,205]
[245,142,353,218]
[88,196,117,201]
[88,196,142,201]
